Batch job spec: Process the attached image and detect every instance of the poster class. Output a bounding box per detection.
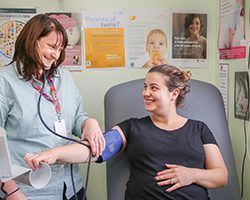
[219,63,229,117]
[171,12,208,68]
[219,0,246,59]
[234,71,249,120]
[0,8,36,67]
[81,9,211,70]
[48,12,83,71]
[125,9,170,68]
[82,10,125,69]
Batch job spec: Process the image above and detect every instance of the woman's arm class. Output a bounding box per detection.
[155,144,228,192]
[1,180,27,200]
[81,118,105,157]
[24,126,127,170]
[24,142,92,170]
[193,144,228,188]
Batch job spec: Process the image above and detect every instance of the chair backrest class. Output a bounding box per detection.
[104,79,240,200]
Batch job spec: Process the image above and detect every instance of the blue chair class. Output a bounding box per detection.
[104,79,240,200]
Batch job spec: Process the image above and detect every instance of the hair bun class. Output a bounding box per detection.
[183,71,192,81]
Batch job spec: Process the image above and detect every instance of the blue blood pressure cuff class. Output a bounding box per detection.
[95,129,123,163]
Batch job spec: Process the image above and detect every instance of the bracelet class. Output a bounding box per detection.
[0,182,20,200]
[6,187,20,198]
[0,183,7,199]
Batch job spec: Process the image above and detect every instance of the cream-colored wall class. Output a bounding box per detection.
[3,0,250,200]
[224,1,250,198]
[228,59,250,200]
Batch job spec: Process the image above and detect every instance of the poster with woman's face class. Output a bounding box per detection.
[171,12,208,68]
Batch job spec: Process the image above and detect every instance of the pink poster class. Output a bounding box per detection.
[48,12,82,71]
[218,0,246,59]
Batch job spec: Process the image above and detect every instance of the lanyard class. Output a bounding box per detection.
[30,78,61,120]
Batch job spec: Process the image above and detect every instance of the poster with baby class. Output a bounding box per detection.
[125,8,170,68]
[48,12,83,71]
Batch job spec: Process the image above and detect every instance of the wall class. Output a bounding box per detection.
[222,1,250,199]
[2,1,249,200]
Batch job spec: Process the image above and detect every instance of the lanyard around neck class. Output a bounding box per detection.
[30,78,61,119]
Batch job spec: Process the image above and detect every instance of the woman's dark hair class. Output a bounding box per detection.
[148,64,191,107]
[10,14,68,80]
[184,14,203,38]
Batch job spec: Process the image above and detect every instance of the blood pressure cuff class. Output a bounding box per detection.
[95,129,123,163]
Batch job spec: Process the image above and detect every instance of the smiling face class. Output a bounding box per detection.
[37,31,64,70]
[188,17,201,37]
[142,72,176,114]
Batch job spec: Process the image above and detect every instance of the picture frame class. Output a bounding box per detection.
[234,71,249,120]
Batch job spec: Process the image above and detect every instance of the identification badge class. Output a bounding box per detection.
[54,119,67,137]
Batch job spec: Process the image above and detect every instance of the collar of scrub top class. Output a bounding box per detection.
[14,62,61,80]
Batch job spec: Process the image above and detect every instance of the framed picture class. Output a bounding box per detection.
[234,71,249,120]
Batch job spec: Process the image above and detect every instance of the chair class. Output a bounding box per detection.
[104,79,240,200]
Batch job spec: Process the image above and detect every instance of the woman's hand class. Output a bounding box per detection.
[155,144,228,192]
[81,118,105,157]
[155,164,196,193]
[24,151,57,170]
